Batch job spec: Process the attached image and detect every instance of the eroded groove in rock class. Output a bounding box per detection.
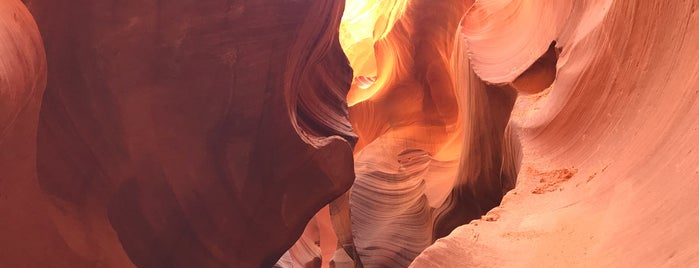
[6,0,356,267]
[278,0,368,265]
[286,0,357,148]
[511,41,560,95]
[462,0,572,84]
[340,0,409,105]
[432,29,520,238]
[351,142,435,267]
[340,0,509,266]
[339,0,527,264]
[412,0,699,266]
[4,0,698,266]
[329,190,364,267]
[274,206,333,268]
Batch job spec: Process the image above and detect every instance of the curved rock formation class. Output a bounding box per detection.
[275,206,337,268]
[412,0,699,266]
[3,0,355,267]
[0,0,48,266]
[339,0,519,266]
[2,0,699,267]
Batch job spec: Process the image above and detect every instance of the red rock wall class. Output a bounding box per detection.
[3,0,699,267]
[0,0,51,266]
[3,0,355,267]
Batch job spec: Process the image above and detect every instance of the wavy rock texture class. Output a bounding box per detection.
[0,0,48,266]
[344,0,468,266]
[338,0,520,266]
[275,206,337,268]
[3,0,699,267]
[2,0,355,267]
[412,0,699,266]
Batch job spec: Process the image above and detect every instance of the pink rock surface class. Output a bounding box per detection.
[412,0,699,266]
[2,0,699,267]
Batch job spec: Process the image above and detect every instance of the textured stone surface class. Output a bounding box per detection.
[0,1,51,267]
[3,0,355,267]
[412,0,699,266]
[338,0,519,266]
[3,0,699,267]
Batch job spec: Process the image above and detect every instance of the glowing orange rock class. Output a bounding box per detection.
[338,0,519,266]
[3,0,698,266]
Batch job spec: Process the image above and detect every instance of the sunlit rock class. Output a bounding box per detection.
[2,0,698,267]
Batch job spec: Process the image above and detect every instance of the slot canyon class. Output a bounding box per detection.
[1,0,698,267]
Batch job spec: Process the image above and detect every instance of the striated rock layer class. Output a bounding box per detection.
[336,0,520,266]
[2,0,698,267]
[412,0,699,266]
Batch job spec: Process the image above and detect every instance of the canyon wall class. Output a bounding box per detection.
[412,0,699,266]
[1,0,698,267]
[289,0,699,267]
[3,0,355,266]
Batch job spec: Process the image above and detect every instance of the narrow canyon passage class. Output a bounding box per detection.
[1,0,698,267]
[279,0,699,267]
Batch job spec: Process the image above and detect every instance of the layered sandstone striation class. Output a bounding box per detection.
[1,0,698,267]
[412,0,699,266]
